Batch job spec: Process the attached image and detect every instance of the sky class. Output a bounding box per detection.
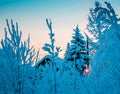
[0,0,120,58]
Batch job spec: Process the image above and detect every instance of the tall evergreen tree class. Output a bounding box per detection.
[70,26,86,60]
[61,26,90,94]
[69,25,87,74]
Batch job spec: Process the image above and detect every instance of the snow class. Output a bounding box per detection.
[0,1,120,94]
[88,27,120,94]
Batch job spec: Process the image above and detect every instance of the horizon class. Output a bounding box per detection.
[0,0,120,58]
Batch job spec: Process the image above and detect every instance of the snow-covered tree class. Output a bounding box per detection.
[87,1,117,55]
[87,1,113,38]
[42,18,62,94]
[43,19,62,58]
[87,2,120,94]
[60,26,91,94]
[0,19,39,94]
[68,25,88,74]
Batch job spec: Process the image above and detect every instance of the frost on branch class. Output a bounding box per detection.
[42,18,62,94]
[0,19,39,94]
[42,18,62,57]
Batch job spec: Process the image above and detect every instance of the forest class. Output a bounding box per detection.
[0,1,120,94]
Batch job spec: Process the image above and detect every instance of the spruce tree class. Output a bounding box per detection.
[69,25,87,74]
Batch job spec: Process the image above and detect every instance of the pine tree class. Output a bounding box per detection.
[69,25,87,74]
[70,26,86,59]
[62,26,90,93]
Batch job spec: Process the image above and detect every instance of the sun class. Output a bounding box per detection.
[84,68,90,74]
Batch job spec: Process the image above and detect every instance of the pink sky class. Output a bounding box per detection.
[0,0,120,58]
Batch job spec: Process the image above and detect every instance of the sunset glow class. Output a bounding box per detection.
[84,68,90,74]
[0,0,120,57]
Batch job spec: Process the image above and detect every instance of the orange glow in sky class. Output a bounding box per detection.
[0,0,120,58]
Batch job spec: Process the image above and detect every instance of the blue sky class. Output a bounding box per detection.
[0,0,120,57]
